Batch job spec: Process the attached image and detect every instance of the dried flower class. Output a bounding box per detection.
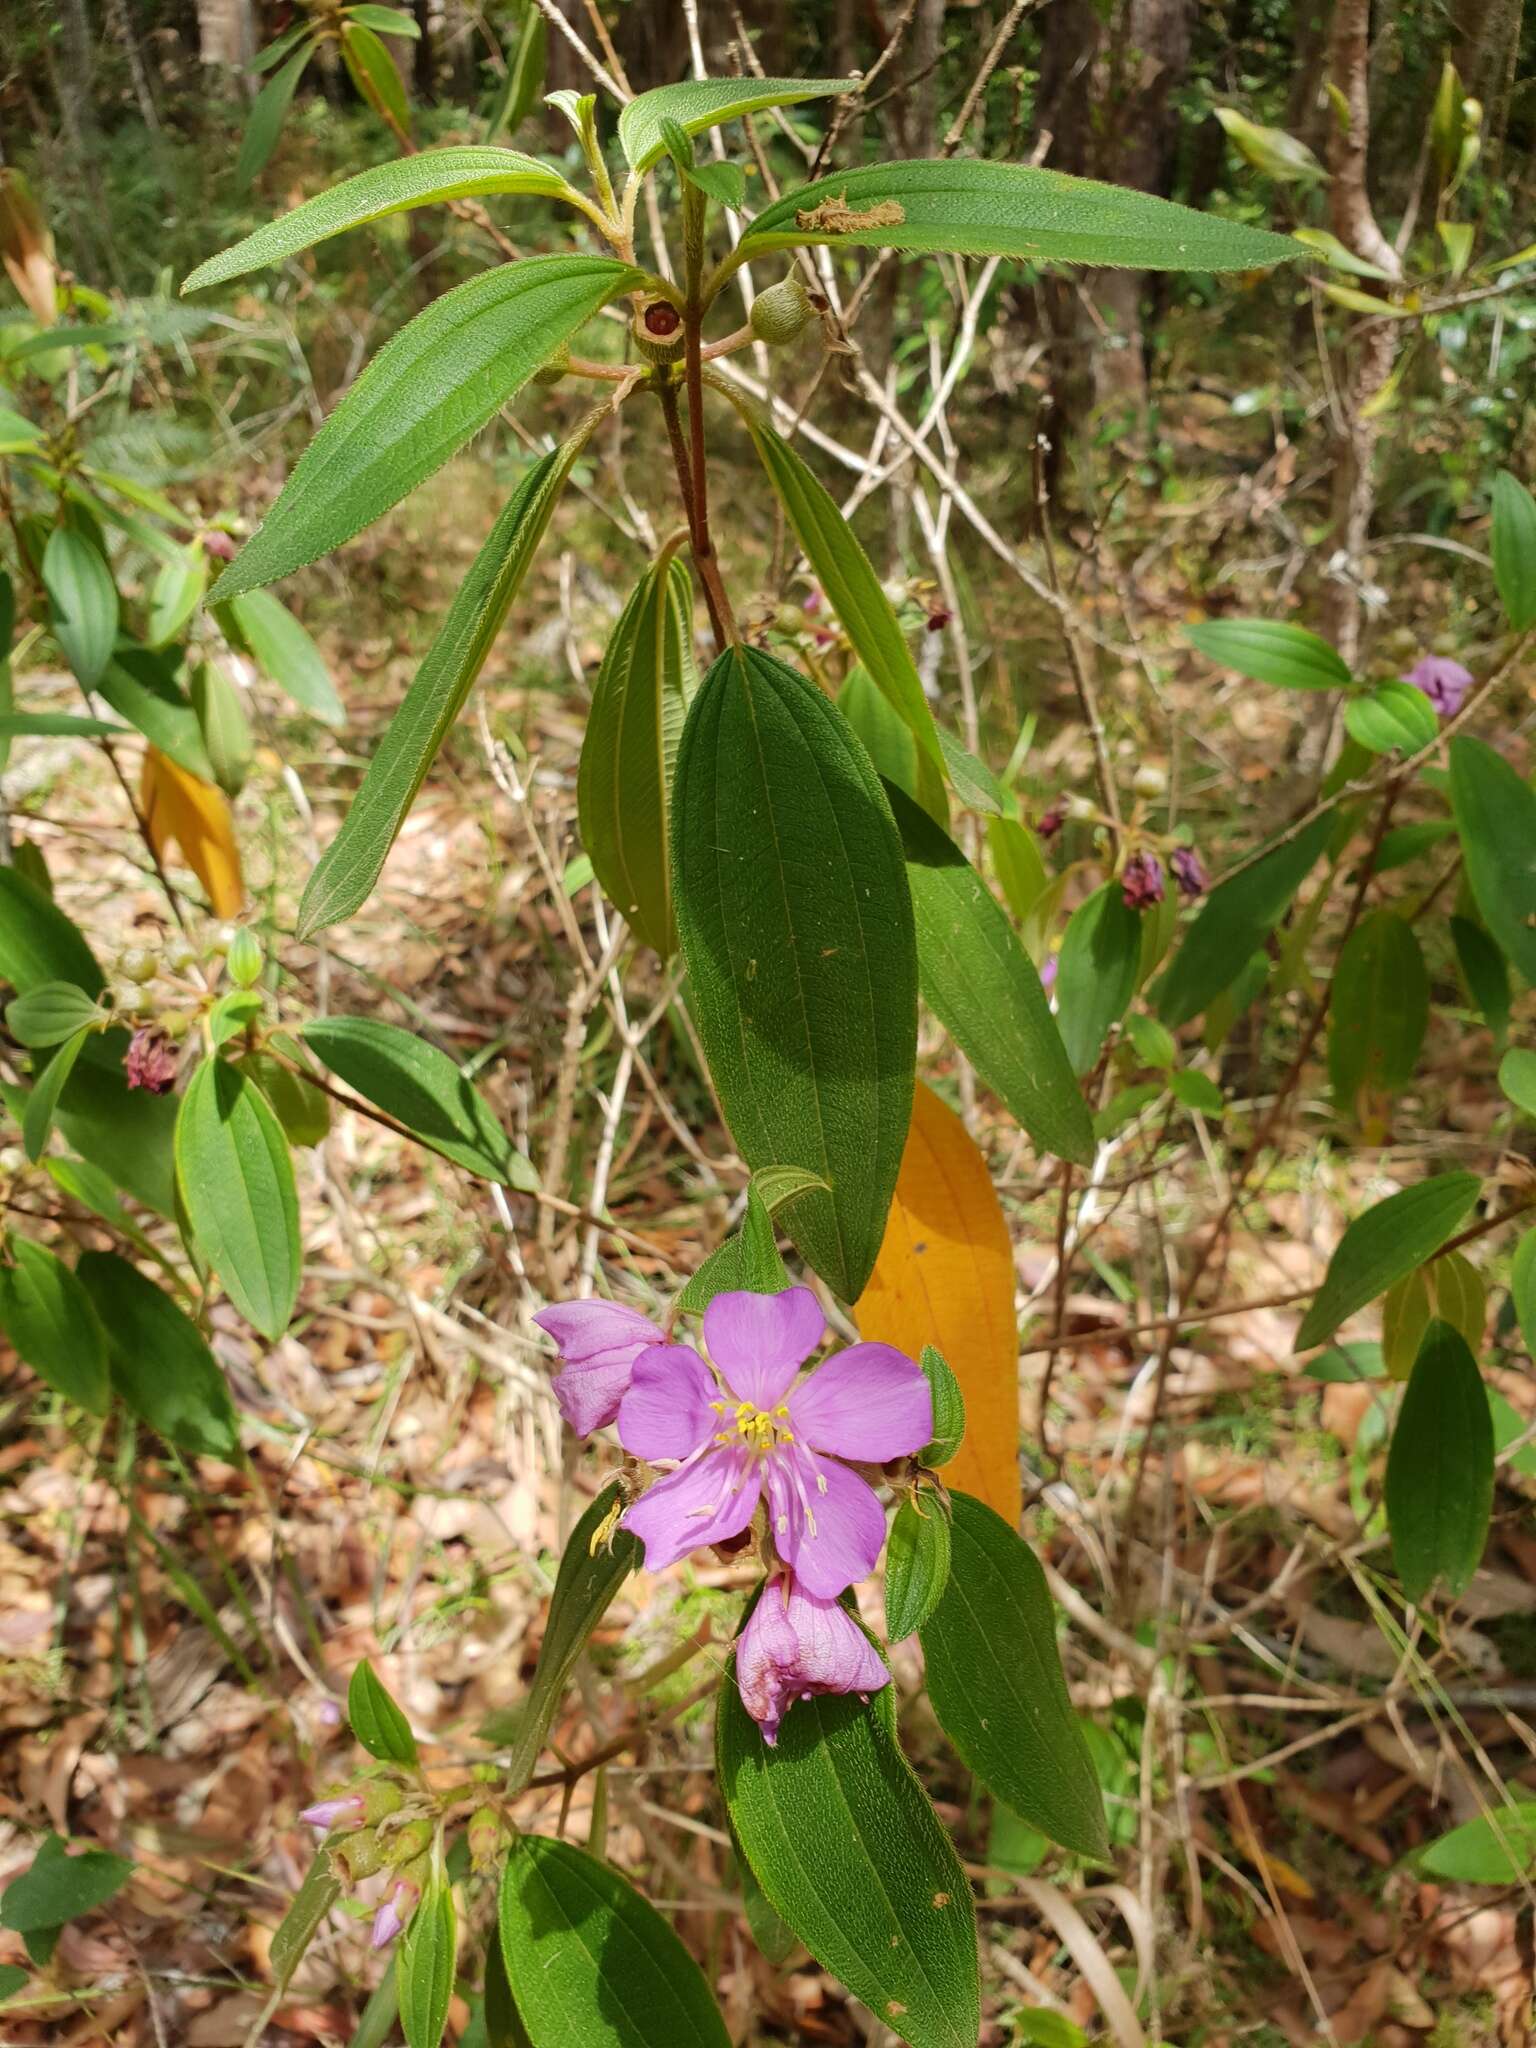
[1403,653,1473,718]
[736,1572,889,1744]
[124,1026,178,1095]
[1035,801,1066,843]
[1169,846,1208,899]
[532,1299,665,1436]
[1121,851,1165,910]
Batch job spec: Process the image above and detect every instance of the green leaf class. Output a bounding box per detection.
[220,591,344,725]
[1381,1253,1484,1382]
[53,1060,178,1218]
[342,19,411,135]
[296,436,589,938]
[1054,882,1141,1077]
[919,1493,1108,1862]
[237,44,312,186]
[578,557,696,955]
[191,662,255,797]
[935,725,1006,816]
[1156,808,1336,1028]
[239,1050,332,1148]
[1376,819,1456,873]
[887,785,1092,1164]
[23,1025,88,1162]
[1212,107,1326,184]
[836,664,939,820]
[347,1659,418,1763]
[1169,1067,1223,1116]
[251,18,314,68]
[498,1834,729,2047]
[42,528,118,688]
[485,1,546,141]
[674,1177,799,1315]
[184,148,584,294]
[1385,1320,1492,1602]
[918,1343,965,1465]
[1291,226,1396,280]
[346,4,420,35]
[94,648,214,782]
[619,77,850,173]
[174,1058,301,1341]
[5,981,104,1048]
[1186,619,1351,692]
[0,1833,131,1933]
[987,815,1049,922]
[1450,735,1536,985]
[681,157,748,209]
[746,425,944,786]
[1125,1011,1176,1070]
[301,1016,535,1187]
[0,867,103,995]
[1303,1339,1385,1383]
[1294,1173,1483,1350]
[735,159,1300,272]
[482,1934,535,2048]
[1329,910,1428,1110]
[1452,914,1510,1046]
[499,1480,640,1791]
[0,712,119,739]
[209,255,637,603]
[0,1965,25,2003]
[672,647,917,1302]
[1510,1232,1536,1359]
[269,1853,343,1999]
[0,1237,110,1413]
[1419,1804,1536,1884]
[1499,1048,1536,1120]
[146,546,208,648]
[718,1664,979,2048]
[77,1250,239,1454]
[0,407,42,453]
[400,1869,455,2048]
[884,1493,952,1641]
[1492,469,1536,631]
[1344,680,1439,755]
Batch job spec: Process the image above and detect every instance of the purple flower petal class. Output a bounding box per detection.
[300,1794,364,1830]
[616,1345,719,1461]
[736,1573,889,1744]
[370,1879,416,1950]
[550,1356,636,1438]
[621,1447,762,1573]
[1403,654,1473,718]
[765,1445,886,1598]
[534,1298,664,1436]
[703,1286,825,1407]
[787,1343,931,1462]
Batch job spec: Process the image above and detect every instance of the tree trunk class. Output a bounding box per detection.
[196,0,255,69]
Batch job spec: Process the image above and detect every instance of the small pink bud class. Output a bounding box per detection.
[369,1877,416,1950]
[300,1793,365,1830]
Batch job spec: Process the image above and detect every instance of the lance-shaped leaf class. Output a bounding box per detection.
[486,0,546,140]
[732,159,1299,273]
[77,1250,239,1455]
[347,1660,418,1763]
[0,867,103,995]
[1156,807,1336,1027]
[920,1492,1108,1861]
[888,785,1092,1164]
[1419,1805,1536,1886]
[718,1665,979,2048]
[499,1480,640,1791]
[183,148,588,294]
[297,436,589,937]
[42,528,118,687]
[341,18,411,134]
[1450,735,1536,986]
[1186,619,1351,692]
[857,1083,1017,1521]
[209,254,637,604]
[219,590,344,725]
[95,649,214,782]
[1329,910,1428,1112]
[1492,469,1536,631]
[672,647,917,1302]
[1294,1173,1482,1351]
[0,1237,110,1414]
[400,1866,456,2048]
[1385,1320,1493,1603]
[747,425,945,798]
[1054,882,1141,1077]
[237,43,313,186]
[175,1058,301,1341]
[619,77,850,173]
[578,556,696,955]
[268,1853,343,2001]
[141,747,244,918]
[498,1836,729,2047]
[22,1024,88,1162]
[302,1015,536,1186]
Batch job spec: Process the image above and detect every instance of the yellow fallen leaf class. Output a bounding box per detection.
[856,1080,1020,1523]
[140,746,243,919]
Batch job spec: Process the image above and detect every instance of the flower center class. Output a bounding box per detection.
[711,1398,794,1457]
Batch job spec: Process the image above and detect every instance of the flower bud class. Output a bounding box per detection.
[1120,850,1165,911]
[118,946,157,984]
[467,1803,505,1872]
[383,1816,433,1867]
[749,277,815,346]
[331,1826,388,1882]
[632,298,685,365]
[226,927,263,988]
[300,1792,366,1832]
[370,1852,430,1949]
[1132,762,1168,798]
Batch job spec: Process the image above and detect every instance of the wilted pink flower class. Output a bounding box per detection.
[370,1873,418,1950]
[1403,654,1473,718]
[1035,801,1066,843]
[532,1299,664,1436]
[1039,954,1059,993]
[615,1288,930,1599]
[201,530,237,562]
[736,1571,889,1744]
[124,1026,177,1094]
[925,607,953,634]
[300,1793,364,1830]
[1169,846,1208,899]
[1121,851,1165,910]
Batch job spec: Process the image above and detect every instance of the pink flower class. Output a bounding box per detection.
[616,1287,930,1600]
[1403,654,1473,718]
[736,1572,889,1744]
[1035,800,1066,843]
[369,1873,418,1950]
[533,1299,664,1436]
[1169,846,1208,899]
[300,1794,364,1830]
[1121,851,1164,910]
[124,1027,178,1094]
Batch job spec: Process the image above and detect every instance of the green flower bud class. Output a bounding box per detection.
[226,927,263,989]
[749,276,816,346]
[533,341,571,388]
[119,947,157,984]
[332,1826,388,1881]
[382,1816,434,1867]
[467,1803,505,1873]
